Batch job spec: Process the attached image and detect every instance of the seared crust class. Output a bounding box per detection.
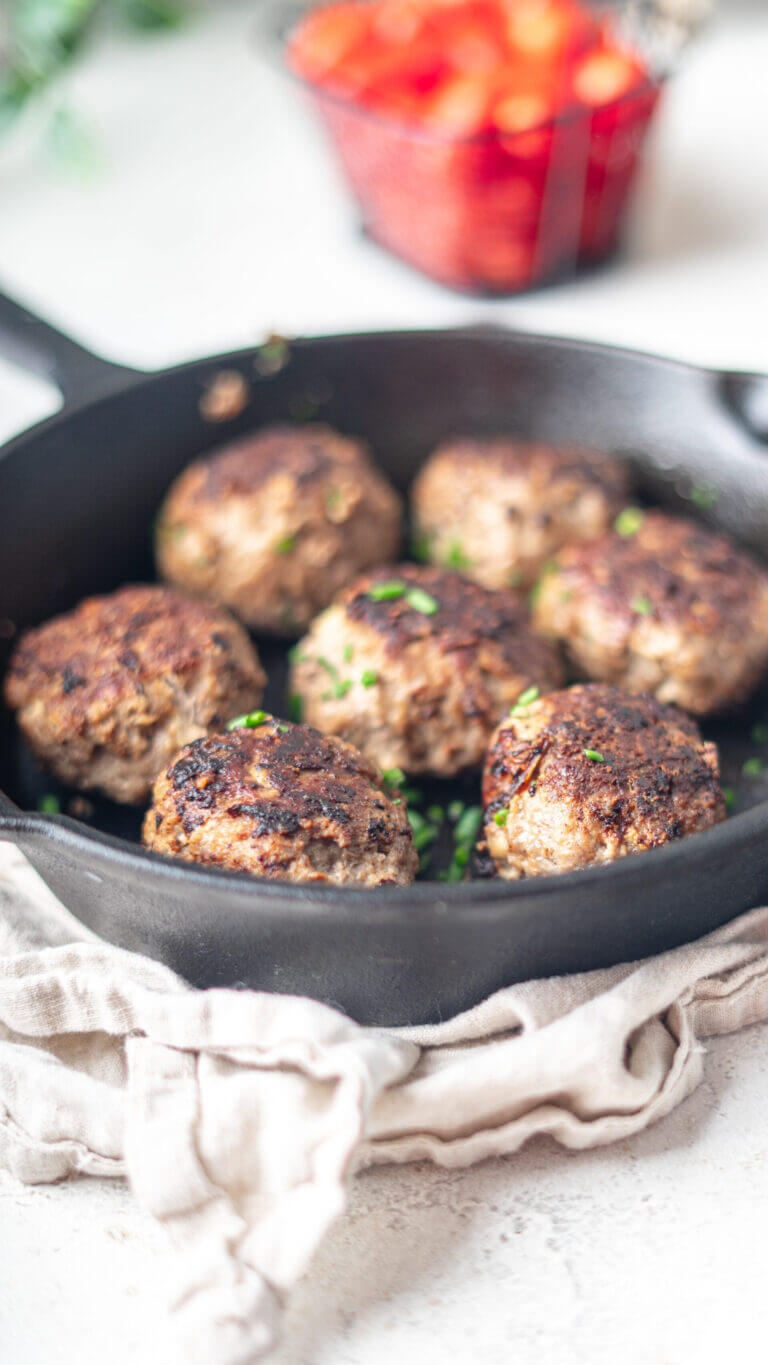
[533,511,768,715]
[481,684,726,879]
[156,423,403,635]
[143,718,417,885]
[291,564,563,776]
[4,585,266,804]
[411,437,628,591]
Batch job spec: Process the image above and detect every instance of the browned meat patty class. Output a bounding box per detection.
[481,683,725,880]
[156,423,403,636]
[290,564,563,777]
[533,510,768,716]
[143,715,417,885]
[410,437,628,591]
[3,585,266,805]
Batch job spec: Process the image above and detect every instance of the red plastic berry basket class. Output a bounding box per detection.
[287,0,667,294]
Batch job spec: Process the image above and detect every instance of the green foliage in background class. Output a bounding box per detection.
[0,0,194,134]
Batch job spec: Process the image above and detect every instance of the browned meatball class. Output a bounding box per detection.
[290,564,563,777]
[3,585,265,805]
[533,510,768,716]
[156,424,403,636]
[143,716,417,885]
[410,437,628,591]
[481,684,725,880]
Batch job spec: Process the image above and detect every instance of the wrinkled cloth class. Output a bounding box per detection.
[3,841,768,1364]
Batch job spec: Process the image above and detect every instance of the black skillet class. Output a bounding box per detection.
[1,287,768,1025]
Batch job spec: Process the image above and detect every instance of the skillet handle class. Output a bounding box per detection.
[0,287,141,408]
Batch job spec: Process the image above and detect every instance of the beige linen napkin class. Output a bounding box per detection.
[3,840,768,1363]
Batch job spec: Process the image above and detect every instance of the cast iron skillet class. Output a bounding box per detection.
[1,288,768,1026]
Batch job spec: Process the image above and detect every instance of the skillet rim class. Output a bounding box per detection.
[2,321,767,911]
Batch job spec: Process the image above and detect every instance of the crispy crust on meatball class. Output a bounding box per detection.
[156,423,403,635]
[481,684,725,880]
[533,511,768,715]
[411,437,629,591]
[291,564,563,777]
[143,717,417,885]
[4,585,265,804]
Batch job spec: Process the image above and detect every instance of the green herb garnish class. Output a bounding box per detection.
[615,506,645,537]
[426,804,445,824]
[583,749,605,763]
[227,710,268,730]
[447,800,465,823]
[368,580,406,602]
[528,560,558,608]
[38,794,61,815]
[276,535,295,555]
[445,541,470,571]
[361,669,379,687]
[411,531,431,563]
[454,805,483,848]
[510,685,540,717]
[631,596,653,616]
[289,694,303,723]
[493,808,509,827]
[723,787,736,813]
[277,723,290,733]
[405,587,439,615]
[343,643,354,663]
[382,767,407,791]
[408,809,439,852]
[742,757,764,779]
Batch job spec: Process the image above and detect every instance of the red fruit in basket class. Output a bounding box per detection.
[493,90,553,133]
[505,0,597,60]
[423,72,494,135]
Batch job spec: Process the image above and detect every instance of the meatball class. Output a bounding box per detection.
[481,684,725,880]
[410,436,628,591]
[290,564,563,777]
[533,510,768,716]
[3,585,265,805]
[143,715,417,885]
[156,423,403,636]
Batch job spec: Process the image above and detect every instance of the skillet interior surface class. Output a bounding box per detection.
[2,323,768,1023]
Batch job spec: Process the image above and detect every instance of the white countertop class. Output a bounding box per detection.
[1,3,768,1362]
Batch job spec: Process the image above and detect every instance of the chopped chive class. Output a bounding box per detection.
[38,794,61,815]
[405,587,439,615]
[227,709,268,730]
[382,766,406,791]
[691,484,718,510]
[493,808,509,827]
[528,561,558,609]
[438,862,465,883]
[411,531,431,563]
[510,685,540,717]
[325,488,342,514]
[454,846,469,868]
[277,723,290,733]
[723,787,736,813]
[288,694,303,723]
[454,805,483,847]
[752,723,768,746]
[742,757,764,779]
[343,643,354,663]
[631,596,653,616]
[408,810,438,852]
[447,800,465,823]
[401,784,423,805]
[445,541,470,571]
[361,669,379,687]
[317,656,339,680]
[288,643,305,665]
[276,534,296,555]
[583,748,605,763]
[368,580,406,602]
[333,680,352,699]
[426,804,445,824]
[392,797,402,805]
[615,506,645,537]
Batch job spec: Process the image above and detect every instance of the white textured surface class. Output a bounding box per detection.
[1,2,768,1362]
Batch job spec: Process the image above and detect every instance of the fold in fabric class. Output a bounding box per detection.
[2,841,768,1363]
